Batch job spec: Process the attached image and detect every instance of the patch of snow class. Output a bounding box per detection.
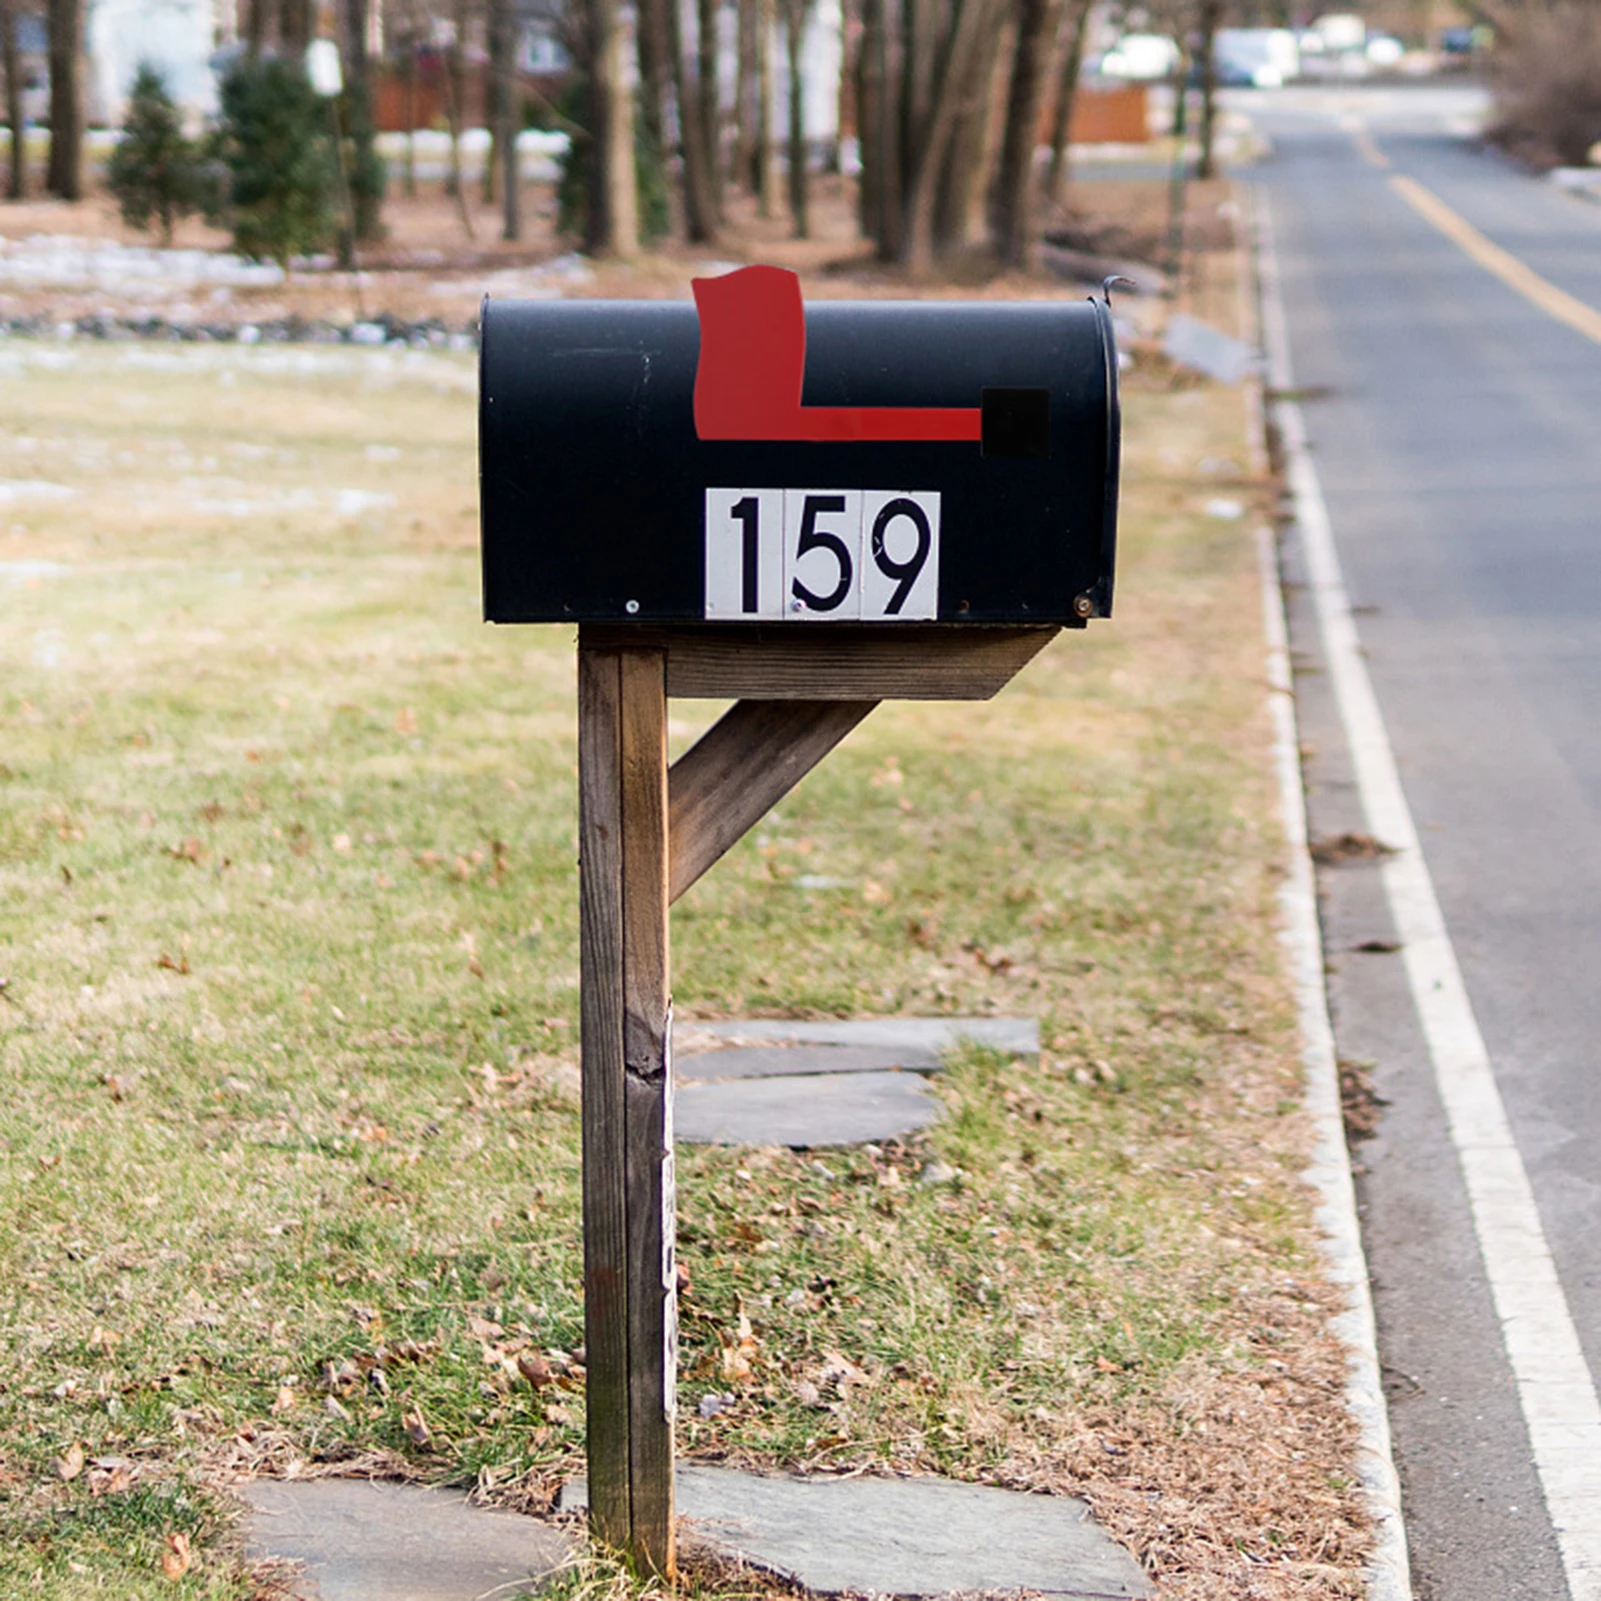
[335,489,396,517]
[0,559,72,583]
[0,479,77,502]
[0,233,285,295]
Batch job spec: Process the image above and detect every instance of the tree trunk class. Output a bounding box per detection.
[281,0,312,54]
[244,0,267,54]
[668,0,719,239]
[402,30,417,196]
[861,0,902,259]
[902,0,993,272]
[753,0,776,216]
[637,0,672,228]
[46,0,82,200]
[734,0,756,187]
[1043,0,1090,206]
[441,0,476,239]
[990,0,1057,266]
[856,0,881,240]
[490,0,520,236]
[586,0,637,255]
[342,0,383,239]
[1195,0,1223,180]
[783,0,808,236]
[697,0,719,197]
[933,4,1008,254]
[2,0,23,200]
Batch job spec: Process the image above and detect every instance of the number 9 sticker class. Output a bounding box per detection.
[704,488,940,621]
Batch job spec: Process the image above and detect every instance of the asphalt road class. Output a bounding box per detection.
[1248,86,1601,1600]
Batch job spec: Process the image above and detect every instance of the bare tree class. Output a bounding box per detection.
[901,0,999,273]
[1194,0,1224,178]
[582,0,637,253]
[433,0,477,237]
[854,0,900,257]
[1042,0,1092,207]
[734,0,757,186]
[753,0,775,214]
[488,0,520,235]
[45,0,82,199]
[667,0,719,237]
[781,0,812,235]
[697,0,719,196]
[991,0,1059,266]
[934,7,1011,255]
[2,0,24,199]
[281,0,313,53]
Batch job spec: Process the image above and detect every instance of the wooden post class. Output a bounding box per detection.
[578,639,675,1577]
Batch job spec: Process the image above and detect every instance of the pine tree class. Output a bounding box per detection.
[107,64,203,245]
[215,56,336,273]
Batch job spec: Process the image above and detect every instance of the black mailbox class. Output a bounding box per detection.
[480,266,1119,627]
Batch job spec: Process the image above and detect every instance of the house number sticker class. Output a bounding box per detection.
[704,488,941,621]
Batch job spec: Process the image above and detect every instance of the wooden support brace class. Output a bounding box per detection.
[668,699,878,904]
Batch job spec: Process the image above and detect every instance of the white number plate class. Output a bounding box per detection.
[704,488,941,621]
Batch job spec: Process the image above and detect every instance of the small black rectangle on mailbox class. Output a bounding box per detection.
[480,268,1119,627]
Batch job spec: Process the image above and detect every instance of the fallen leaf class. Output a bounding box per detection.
[394,707,417,735]
[467,1314,505,1341]
[1309,832,1397,866]
[402,1407,431,1447]
[55,1443,84,1481]
[517,1351,554,1390]
[332,833,352,853]
[271,1383,296,1415]
[155,953,190,975]
[166,838,206,865]
[160,1531,192,1580]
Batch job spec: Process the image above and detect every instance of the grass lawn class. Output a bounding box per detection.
[0,321,1366,1599]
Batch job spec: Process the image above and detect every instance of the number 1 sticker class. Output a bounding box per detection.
[704,488,783,618]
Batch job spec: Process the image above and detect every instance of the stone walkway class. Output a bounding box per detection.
[563,1466,1148,1598]
[673,1016,1038,1148]
[240,1013,1146,1600]
[238,1479,573,1601]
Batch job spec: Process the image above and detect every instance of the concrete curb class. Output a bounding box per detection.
[1244,185,1414,1601]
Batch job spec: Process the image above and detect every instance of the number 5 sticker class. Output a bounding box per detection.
[704,488,940,621]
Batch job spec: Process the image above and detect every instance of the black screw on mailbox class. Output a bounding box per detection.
[479,266,1120,1577]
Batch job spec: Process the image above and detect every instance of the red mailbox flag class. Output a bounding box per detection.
[691,265,983,445]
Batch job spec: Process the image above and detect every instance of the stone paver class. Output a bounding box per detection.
[562,1465,1148,1598]
[239,1478,573,1601]
[676,1043,943,1082]
[674,1070,941,1148]
[676,1016,1039,1056]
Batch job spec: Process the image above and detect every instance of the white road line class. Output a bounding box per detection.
[1257,189,1601,1601]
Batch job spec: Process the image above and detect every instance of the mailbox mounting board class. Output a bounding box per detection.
[480,295,1119,627]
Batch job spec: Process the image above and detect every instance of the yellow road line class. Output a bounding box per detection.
[1351,129,1392,169]
[1390,172,1601,345]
